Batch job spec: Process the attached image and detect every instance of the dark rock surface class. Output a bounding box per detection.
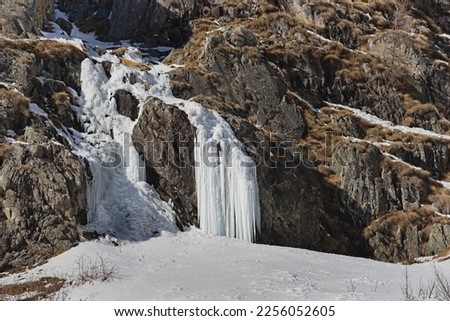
[58,0,269,45]
[0,39,87,271]
[133,97,197,227]
[332,142,430,226]
[0,0,54,37]
[114,90,140,121]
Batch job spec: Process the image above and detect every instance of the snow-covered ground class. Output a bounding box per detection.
[1,229,449,300]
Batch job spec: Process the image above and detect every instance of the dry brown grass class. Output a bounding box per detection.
[0,277,65,301]
[119,57,151,71]
[51,91,71,105]
[363,209,431,248]
[0,38,87,63]
[165,19,220,66]
[336,66,369,82]
[403,94,439,117]
[0,143,12,157]
[0,88,30,117]
[435,246,450,261]
[429,193,450,214]
[380,156,431,180]
[110,46,128,57]
[170,80,194,93]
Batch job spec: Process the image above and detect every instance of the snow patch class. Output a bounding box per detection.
[29,103,48,118]
[307,30,332,43]
[327,102,450,141]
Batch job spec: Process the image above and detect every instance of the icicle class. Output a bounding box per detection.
[147,64,261,242]
[194,131,260,242]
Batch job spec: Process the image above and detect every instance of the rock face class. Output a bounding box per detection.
[108,0,197,44]
[58,0,113,23]
[158,0,450,262]
[58,0,202,44]
[428,224,450,256]
[132,97,197,227]
[0,0,54,37]
[386,141,450,179]
[58,0,268,45]
[332,142,430,227]
[0,38,88,271]
[0,141,87,271]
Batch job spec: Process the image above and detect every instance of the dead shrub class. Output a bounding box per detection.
[75,254,117,285]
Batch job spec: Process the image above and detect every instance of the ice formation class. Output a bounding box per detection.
[148,64,261,242]
[42,17,260,242]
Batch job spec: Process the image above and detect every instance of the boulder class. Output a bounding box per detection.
[132,97,197,227]
[114,89,140,121]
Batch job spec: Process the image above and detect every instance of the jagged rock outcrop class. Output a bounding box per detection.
[0,38,86,94]
[0,48,40,96]
[363,209,450,262]
[428,224,450,256]
[0,135,87,271]
[0,39,87,271]
[332,141,430,226]
[58,0,203,44]
[386,141,450,179]
[0,89,30,137]
[58,0,272,45]
[58,0,112,23]
[0,0,54,37]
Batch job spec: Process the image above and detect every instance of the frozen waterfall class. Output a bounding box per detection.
[72,56,178,240]
[41,14,259,242]
[148,64,261,242]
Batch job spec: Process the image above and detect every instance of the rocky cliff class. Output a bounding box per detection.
[151,0,450,262]
[2,0,450,270]
[0,37,87,270]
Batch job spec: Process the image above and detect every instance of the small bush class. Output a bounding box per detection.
[75,254,117,284]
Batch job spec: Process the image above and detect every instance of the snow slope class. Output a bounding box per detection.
[1,229,449,300]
